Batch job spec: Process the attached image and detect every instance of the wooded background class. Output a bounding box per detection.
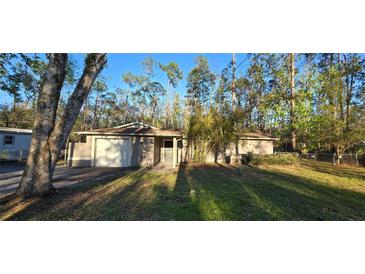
[1,53,365,157]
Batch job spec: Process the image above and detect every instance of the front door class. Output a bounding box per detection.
[163,139,173,163]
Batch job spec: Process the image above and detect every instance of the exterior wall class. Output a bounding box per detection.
[176,139,184,164]
[0,133,32,160]
[69,134,274,167]
[224,139,273,155]
[69,135,156,168]
[238,139,273,155]
[181,139,190,163]
[181,140,226,164]
[182,138,274,163]
[205,148,225,164]
[130,136,142,167]
[0,133,32,151]
[131,136,155,167]
[177,145,182,164]
[153,137,161,165]
[171,138,176,168]
[68,136,92,166]
[140,137,154,167]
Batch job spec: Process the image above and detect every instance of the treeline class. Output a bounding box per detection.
[183,54,365,159]
[1,53,365,156]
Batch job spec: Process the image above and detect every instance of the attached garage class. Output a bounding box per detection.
[94,138,131,167]
[68,122,182,168]
[67,122,278,168]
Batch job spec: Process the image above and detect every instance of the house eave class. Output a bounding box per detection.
[179,136,278,141]
[76,130,276,140]
[240,137,279,141]
[76,131,182,138]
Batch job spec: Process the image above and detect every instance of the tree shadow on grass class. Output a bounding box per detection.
[243,167,365,220]
[0,166,202,221]
[0,168,145,220]
[299,160,365,181]
[2,163,365,221]
[170,164,365,220]
[89,165,202,220]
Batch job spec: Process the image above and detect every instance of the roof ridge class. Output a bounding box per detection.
[113,122,158,129]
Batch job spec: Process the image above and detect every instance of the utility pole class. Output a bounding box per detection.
[232,53,236,110]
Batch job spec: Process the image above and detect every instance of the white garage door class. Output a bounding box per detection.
[95,138,131,167]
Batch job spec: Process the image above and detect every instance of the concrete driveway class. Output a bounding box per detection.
[0,164,125,198]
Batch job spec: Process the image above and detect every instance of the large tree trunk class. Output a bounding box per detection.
[48,54,107,173]
[17,53,107,198]
[16,54,68,197]
[289,53,296,151]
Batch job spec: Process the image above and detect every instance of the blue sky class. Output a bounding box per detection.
[74,53,246,95]
[1,53,250,104]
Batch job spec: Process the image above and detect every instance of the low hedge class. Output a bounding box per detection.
[243,153,300,165]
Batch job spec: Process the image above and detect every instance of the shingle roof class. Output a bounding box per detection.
[77,122,277,140]
[77,125,182,137]
[241,130,278,140]
[113,122,158,129]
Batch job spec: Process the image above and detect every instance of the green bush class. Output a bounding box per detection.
[241,152,254,164]
[248,153,300,165]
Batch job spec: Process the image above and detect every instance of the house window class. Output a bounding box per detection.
[4,135,15,145]
[164,140,173,148]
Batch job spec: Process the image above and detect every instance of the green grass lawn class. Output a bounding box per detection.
[1,160,365,220]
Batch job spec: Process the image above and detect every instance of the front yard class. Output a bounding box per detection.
[1,160,365,220]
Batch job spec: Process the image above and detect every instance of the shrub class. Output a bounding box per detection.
[248,153,300,165]
[241,152,254,164]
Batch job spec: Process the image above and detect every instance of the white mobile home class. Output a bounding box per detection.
[0,127,32,160]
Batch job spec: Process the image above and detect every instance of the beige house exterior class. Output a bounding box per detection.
[67,122,278,168]
[68,122,182,168]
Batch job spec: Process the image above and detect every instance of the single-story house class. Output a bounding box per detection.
[67,122,278,168]
[0,127,32,160]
